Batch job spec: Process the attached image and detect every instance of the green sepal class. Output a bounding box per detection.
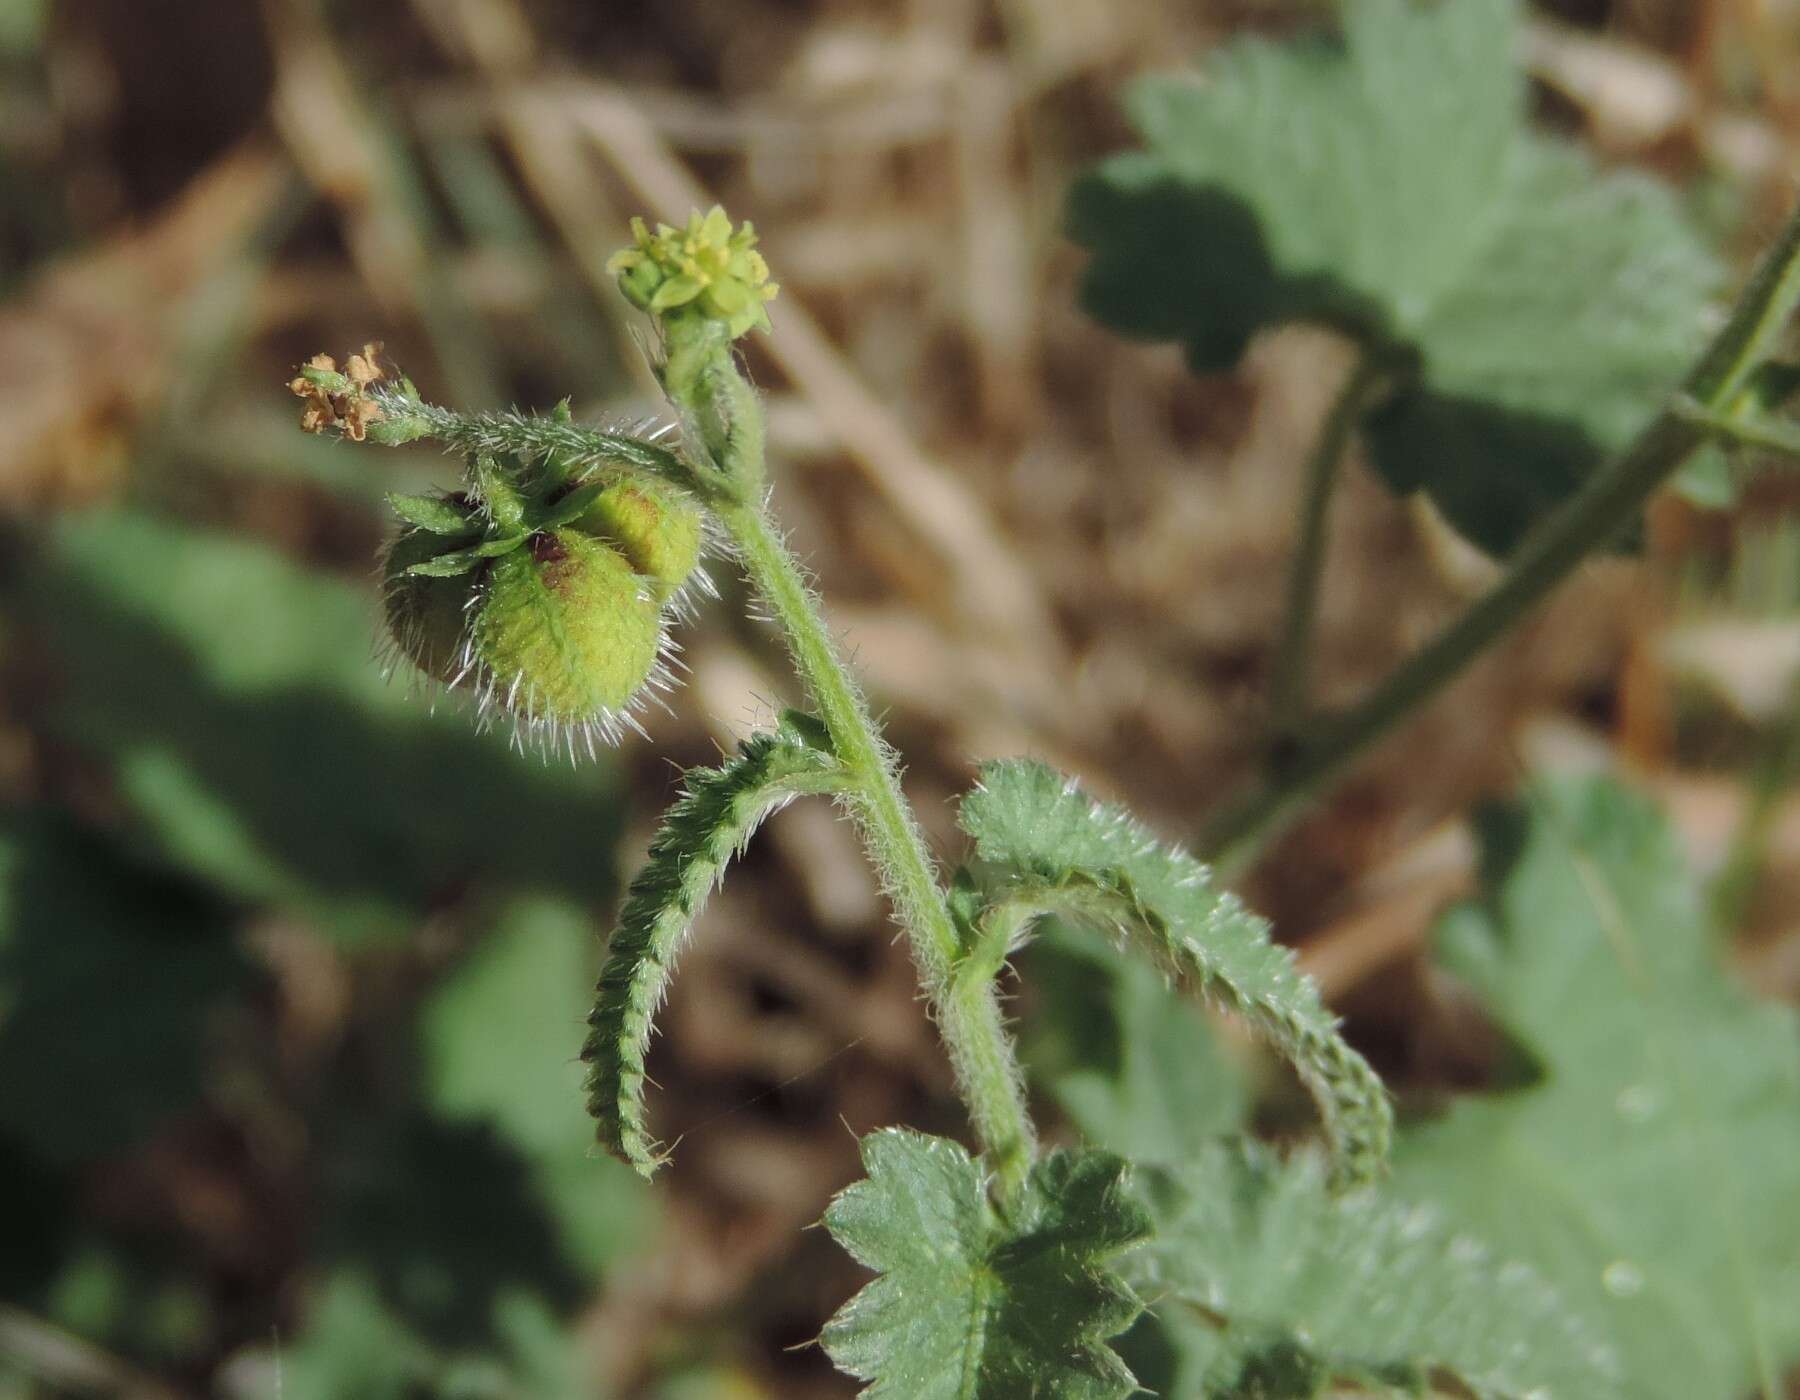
[775,708,834,755]
[403,534,528,577]
[382,528,478,683]
[297,362,352,396]
[538,481,611,531]
[385,492,480,537]
[472,453,528,532]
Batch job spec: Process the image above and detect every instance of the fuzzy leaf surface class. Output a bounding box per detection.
[1069,0,1720,555]
[1392,777,1800,1399]
[961,759,1389,1186]
[822,1129,1149,1399]
[1127,1143,1622,1399]
[582,717,843,1174]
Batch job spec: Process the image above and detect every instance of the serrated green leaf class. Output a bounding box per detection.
[1069,0,1720,556]
[821,1129,1150,1399]
[582,730,845,1175]
[17,509,630,943]
[1127,1143,1622,1400]
[421,897,652,1275]
[386,491,479,536]
[1020,922,1249,1161]
[1391,777,1800,1399]
[961,759,1389,1187]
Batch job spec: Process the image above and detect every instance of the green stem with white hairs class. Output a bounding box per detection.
[711,490,1037,1199]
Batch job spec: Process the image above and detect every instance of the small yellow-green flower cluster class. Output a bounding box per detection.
[607,206,779,338]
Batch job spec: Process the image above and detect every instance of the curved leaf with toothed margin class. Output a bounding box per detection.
[581,715,843,1174]
[959,760,1390,1188]
[1125,1142,1624,1399]
[822,1129,1150,1399]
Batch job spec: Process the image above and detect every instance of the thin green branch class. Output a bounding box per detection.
[1199,200,1800,872]
[1268,353,1386,743]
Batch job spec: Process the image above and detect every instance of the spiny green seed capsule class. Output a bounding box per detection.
[381,527,475,684]
[472,530,667,753]
[573,478,705,604]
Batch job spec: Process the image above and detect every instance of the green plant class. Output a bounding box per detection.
[291,4,1800,1389]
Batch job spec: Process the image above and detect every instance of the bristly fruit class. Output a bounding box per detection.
[381,526,477,685]
[471,530,668,755]
[572,477,705,605]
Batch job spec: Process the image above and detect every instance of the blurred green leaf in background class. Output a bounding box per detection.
[0,505,654,1393]
[1070,0,1721,556]
[1394,778,1800,1400]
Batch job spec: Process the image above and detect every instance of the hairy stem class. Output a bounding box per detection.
[714,493,1037,1199]
[1199,201,1800,872]
[1267,353,1384,743]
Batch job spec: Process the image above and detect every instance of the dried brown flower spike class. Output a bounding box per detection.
[291,344,386,441]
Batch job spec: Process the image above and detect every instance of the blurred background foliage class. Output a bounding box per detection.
[6,0,1800,1395]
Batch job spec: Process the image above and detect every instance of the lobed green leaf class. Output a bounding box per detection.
[822,1129,1150,1399]
[1128,1143,1624,1399]
[1392,777,1800,1399]
[960,759,1390,1188]
[581,717,844,1174]
[1068,0,1722,555]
